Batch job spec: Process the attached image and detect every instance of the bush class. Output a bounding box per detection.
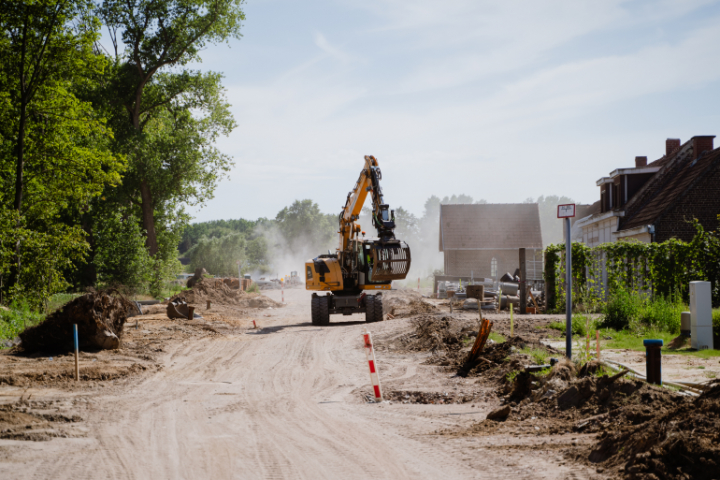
[549,313,595,337]
[246,283,260,293]
[599,289,641,330]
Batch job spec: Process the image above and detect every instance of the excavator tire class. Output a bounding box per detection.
[311,294,330,326]
[365,295,383,323]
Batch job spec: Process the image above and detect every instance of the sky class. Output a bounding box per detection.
[182,0,720,222]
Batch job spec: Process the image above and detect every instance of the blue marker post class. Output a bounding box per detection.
[73,324,79,381]
[643,339,663,385]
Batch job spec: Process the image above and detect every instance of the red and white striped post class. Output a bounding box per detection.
[362,329,382,402]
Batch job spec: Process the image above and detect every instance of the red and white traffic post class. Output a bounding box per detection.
[362,329,383,402]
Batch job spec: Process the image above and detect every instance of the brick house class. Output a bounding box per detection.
[575,136,719,246]
[438,204,543,280]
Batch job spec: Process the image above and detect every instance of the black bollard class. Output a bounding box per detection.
[643,339,663,385]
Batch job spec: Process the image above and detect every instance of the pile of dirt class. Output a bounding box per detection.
[19,290,132,353]
[170,279,281,309]
[383,290,438,317]
[396,315,474,353]
[587,380,720,479]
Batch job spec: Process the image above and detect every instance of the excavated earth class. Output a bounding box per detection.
[0,288,715,479]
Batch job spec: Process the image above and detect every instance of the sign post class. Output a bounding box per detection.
[557,204,576,359]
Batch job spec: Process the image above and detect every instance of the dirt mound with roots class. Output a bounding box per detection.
[19,290,132,353]
[170,278,282,309]
[587,379,720,479]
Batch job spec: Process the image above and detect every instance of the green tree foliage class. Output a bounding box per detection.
[180,218,259,253]
[393,206,419,241]
[96,0,243,256]
[93,211,151,293]
[188,234,246,277]
[275,200,336,256]
[0,0,125,305]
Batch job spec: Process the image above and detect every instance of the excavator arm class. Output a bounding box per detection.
[339,155,397,252]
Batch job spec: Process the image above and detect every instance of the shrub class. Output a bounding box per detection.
[599,288,641,330]
[246,283,260,293]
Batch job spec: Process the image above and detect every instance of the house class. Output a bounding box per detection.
[438,203,544,281]
[575,136,719,246]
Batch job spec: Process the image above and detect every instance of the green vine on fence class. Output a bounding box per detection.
[544,220,720,312]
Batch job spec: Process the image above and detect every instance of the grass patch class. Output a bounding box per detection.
[506,370,519,382]
[548,313,597,337]
[602,328,720,358]
[47,293,81,313]
[0,300,45,346]
[521,347,550,365]
[489,332,505,343]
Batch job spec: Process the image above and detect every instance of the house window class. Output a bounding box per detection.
[491,258,497,278]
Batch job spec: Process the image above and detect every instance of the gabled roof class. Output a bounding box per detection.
[620,142,720,231]
[439,204,542,251]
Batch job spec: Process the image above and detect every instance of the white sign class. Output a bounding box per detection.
[557,204,576,218]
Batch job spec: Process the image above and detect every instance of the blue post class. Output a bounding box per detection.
[73,324,79,381]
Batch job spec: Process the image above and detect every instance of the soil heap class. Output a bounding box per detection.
[20,290,132,352]
[170,278,282,309]
[383,289,437,317]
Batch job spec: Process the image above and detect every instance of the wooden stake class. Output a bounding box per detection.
[596,330,601,359]
[510,303,514,336]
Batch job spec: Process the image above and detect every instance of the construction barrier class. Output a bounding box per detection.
[362,329,382,402]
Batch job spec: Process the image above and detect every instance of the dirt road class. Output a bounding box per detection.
[0,290,592,479]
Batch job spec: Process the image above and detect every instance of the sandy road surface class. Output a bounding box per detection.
[0,289,592,480]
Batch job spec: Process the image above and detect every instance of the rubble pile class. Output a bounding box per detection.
[19,290,132,352]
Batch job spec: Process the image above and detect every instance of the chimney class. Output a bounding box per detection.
[691,136,716,160]
[635,156,647,168]
[666,138,681,156]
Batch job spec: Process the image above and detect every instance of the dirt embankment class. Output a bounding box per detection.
[0,401,84,442]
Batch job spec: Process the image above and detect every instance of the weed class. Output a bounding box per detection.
[506,370,519,382]
[246,283,260,294]
[531,367,551,377]
[488,332,505,343]
[521,347,549,365]
[548,314,595,337]
[705,371,717,379]
[599,287,683,334]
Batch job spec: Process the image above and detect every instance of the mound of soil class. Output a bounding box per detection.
[384,290,438,317]
[170,278,281,309]
[397,315,474,353]
[19,290,132,353]
[587,380,720,479]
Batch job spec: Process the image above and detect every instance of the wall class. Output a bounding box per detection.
[443,249,543,280]
[655,162,720,243]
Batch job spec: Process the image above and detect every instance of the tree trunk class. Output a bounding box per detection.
[140,180,159,256]
[14,100,26,211]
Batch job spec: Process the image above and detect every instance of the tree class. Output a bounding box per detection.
[275,200,336,256]
[0,0,124,303]
[97,0,243,256]
[393,206,419,241]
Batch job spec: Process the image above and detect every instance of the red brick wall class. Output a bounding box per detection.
[443,249,543,280]
[655,163,720,243]
[692,136,715,160]
[666,138,681,156]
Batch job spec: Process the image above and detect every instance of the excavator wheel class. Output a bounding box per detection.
[365,295,383,323]
[311,294,330,326]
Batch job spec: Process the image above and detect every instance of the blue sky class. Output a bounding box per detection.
[184,0,720,222]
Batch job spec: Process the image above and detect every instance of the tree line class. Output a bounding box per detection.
[0,0,244,304]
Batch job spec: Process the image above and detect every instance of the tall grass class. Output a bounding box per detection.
[599,287,683,334]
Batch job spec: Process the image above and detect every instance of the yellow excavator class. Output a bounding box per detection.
[305,155,412,325]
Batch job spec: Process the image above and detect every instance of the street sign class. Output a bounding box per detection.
[557,204,576,218]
